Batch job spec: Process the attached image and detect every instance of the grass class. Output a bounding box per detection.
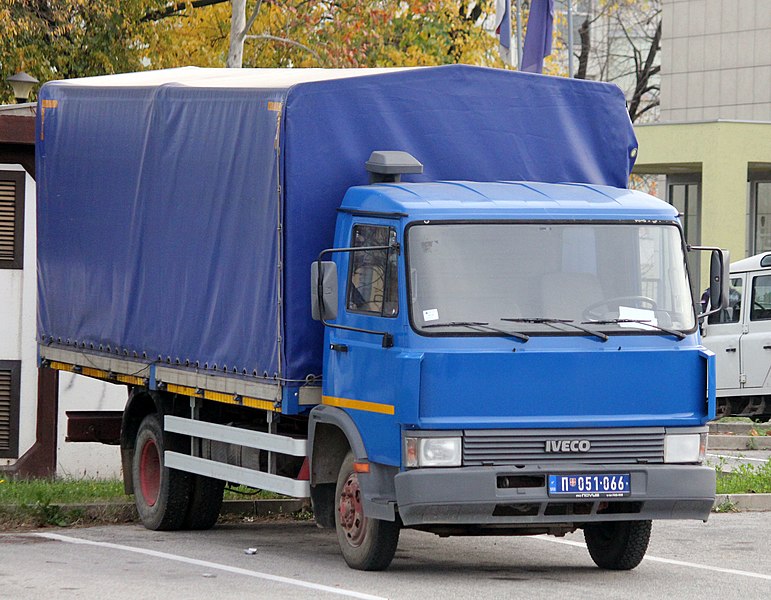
[0,477,288,528]
[0,477,130,528]
[0,477,126,505]
[715,458,771,494]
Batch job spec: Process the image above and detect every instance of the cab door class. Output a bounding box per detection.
[703,275,745,391]
[740,273,771,389]
[323,222,405,465]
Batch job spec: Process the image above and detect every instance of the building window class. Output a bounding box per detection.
[0,171,25,269]
[667,176,701,295]
[0,360,21,459]
[752,181,771,255]
[346,224,399,317]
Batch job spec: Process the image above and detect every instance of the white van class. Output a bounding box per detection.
[702,252,771,420]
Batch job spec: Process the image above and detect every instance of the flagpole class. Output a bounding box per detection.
[567,0,574,77]
[515,0,523,69]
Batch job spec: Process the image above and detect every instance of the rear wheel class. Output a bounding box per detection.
[132,413,192,531]
[183,475,225,530]
[335,451,399,571]
[584,520,652,570]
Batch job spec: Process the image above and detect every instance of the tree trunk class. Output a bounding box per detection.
[227,0,246,68]
[575,17,590,80]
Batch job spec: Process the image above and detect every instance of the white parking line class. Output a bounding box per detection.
[34,532,386,600]
[532,534,771,580]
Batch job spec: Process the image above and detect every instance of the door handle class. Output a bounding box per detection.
[330,343,349,353]
[764,345,771,350]
[726,347,737,352]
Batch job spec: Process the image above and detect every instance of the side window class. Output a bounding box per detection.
[346,225,398,317]
[751,275,771,321]
[708,277,743,324]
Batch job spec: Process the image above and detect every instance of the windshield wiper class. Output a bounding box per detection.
[423,321,488,328]
[423,321,529,341]
[580,318,686,340]
[502,317,608,342]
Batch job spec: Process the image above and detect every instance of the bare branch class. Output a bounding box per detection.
[244,34,323,64]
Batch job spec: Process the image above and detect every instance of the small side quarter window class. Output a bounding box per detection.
[346,225,398,317]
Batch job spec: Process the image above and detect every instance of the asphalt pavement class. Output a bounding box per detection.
[1,513,768,599]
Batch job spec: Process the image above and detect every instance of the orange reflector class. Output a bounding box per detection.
[353,462,370,473]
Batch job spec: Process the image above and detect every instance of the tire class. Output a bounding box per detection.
[132,413,192,531]
[334,451,400,571]
[584,520,652,570]
[183,475,225,530]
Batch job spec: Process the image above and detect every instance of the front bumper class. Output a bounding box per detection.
[394,464,715,527]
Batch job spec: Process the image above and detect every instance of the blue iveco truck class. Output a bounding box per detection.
[36,65,727,571]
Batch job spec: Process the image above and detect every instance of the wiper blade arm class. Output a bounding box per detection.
[502,317,608,341]
[423,321,528,341]
[423,321,489,328]
[473,323,529,342]
[581,318,686,340]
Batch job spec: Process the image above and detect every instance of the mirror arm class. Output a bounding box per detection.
[316,244,400,349]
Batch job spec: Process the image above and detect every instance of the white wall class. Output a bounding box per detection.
[0,164,38,467]
[57,373,126,478]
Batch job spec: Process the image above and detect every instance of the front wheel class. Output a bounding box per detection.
[584,520,652,570]
[335,451,400,571]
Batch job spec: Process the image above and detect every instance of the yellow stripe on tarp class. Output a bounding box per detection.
[48,361,146,385]
[49,361,74,372]
[165,383,278,412]
[322,395,395,415]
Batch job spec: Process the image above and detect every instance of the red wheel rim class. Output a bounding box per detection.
[139,438,161,507]
[338,471,367,547]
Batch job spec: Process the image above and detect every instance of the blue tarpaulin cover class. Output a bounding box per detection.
[36,65,637,386]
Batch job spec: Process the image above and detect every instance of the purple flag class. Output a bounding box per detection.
[494,0,513,65]
[521,0,554,73]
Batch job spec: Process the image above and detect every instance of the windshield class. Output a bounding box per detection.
[407,222,695,335]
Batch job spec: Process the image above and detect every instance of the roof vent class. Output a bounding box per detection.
[365,151,423,184]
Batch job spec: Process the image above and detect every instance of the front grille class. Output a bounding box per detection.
[463,428,665,466]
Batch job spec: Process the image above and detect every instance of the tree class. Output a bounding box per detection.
[0,0,169,103]
[568,0,662,123]
[144,1,500,70]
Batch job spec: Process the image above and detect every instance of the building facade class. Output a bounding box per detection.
[633,0,771,290]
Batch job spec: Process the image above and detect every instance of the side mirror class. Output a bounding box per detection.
[689,245,730,319]
[311,261,338,321]
[708,249,729,312]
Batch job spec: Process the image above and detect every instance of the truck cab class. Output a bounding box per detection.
[702,252,771,419]
[309,155,720,570]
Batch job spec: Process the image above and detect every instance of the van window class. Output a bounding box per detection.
[708,277,742,324]
[751,275,771,321]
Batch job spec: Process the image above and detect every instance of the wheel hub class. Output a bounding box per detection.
[338,472,366,547]
[139,438,161,507]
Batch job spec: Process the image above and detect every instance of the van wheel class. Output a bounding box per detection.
[335,451,399,571]
[584,520,652,570]
[132,413,192,531]
[183,475,225,530]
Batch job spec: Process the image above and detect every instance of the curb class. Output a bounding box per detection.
[709,423,760,435]
[714,494,771,512]
[0,498,310,523]
[707,435,771,450]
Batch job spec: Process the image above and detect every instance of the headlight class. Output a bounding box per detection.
[404,436,461,467]
[664,433,706,463]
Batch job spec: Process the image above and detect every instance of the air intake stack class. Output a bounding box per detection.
[365,151,423,184]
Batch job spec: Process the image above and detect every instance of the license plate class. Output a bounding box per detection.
[548,474,631,498]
